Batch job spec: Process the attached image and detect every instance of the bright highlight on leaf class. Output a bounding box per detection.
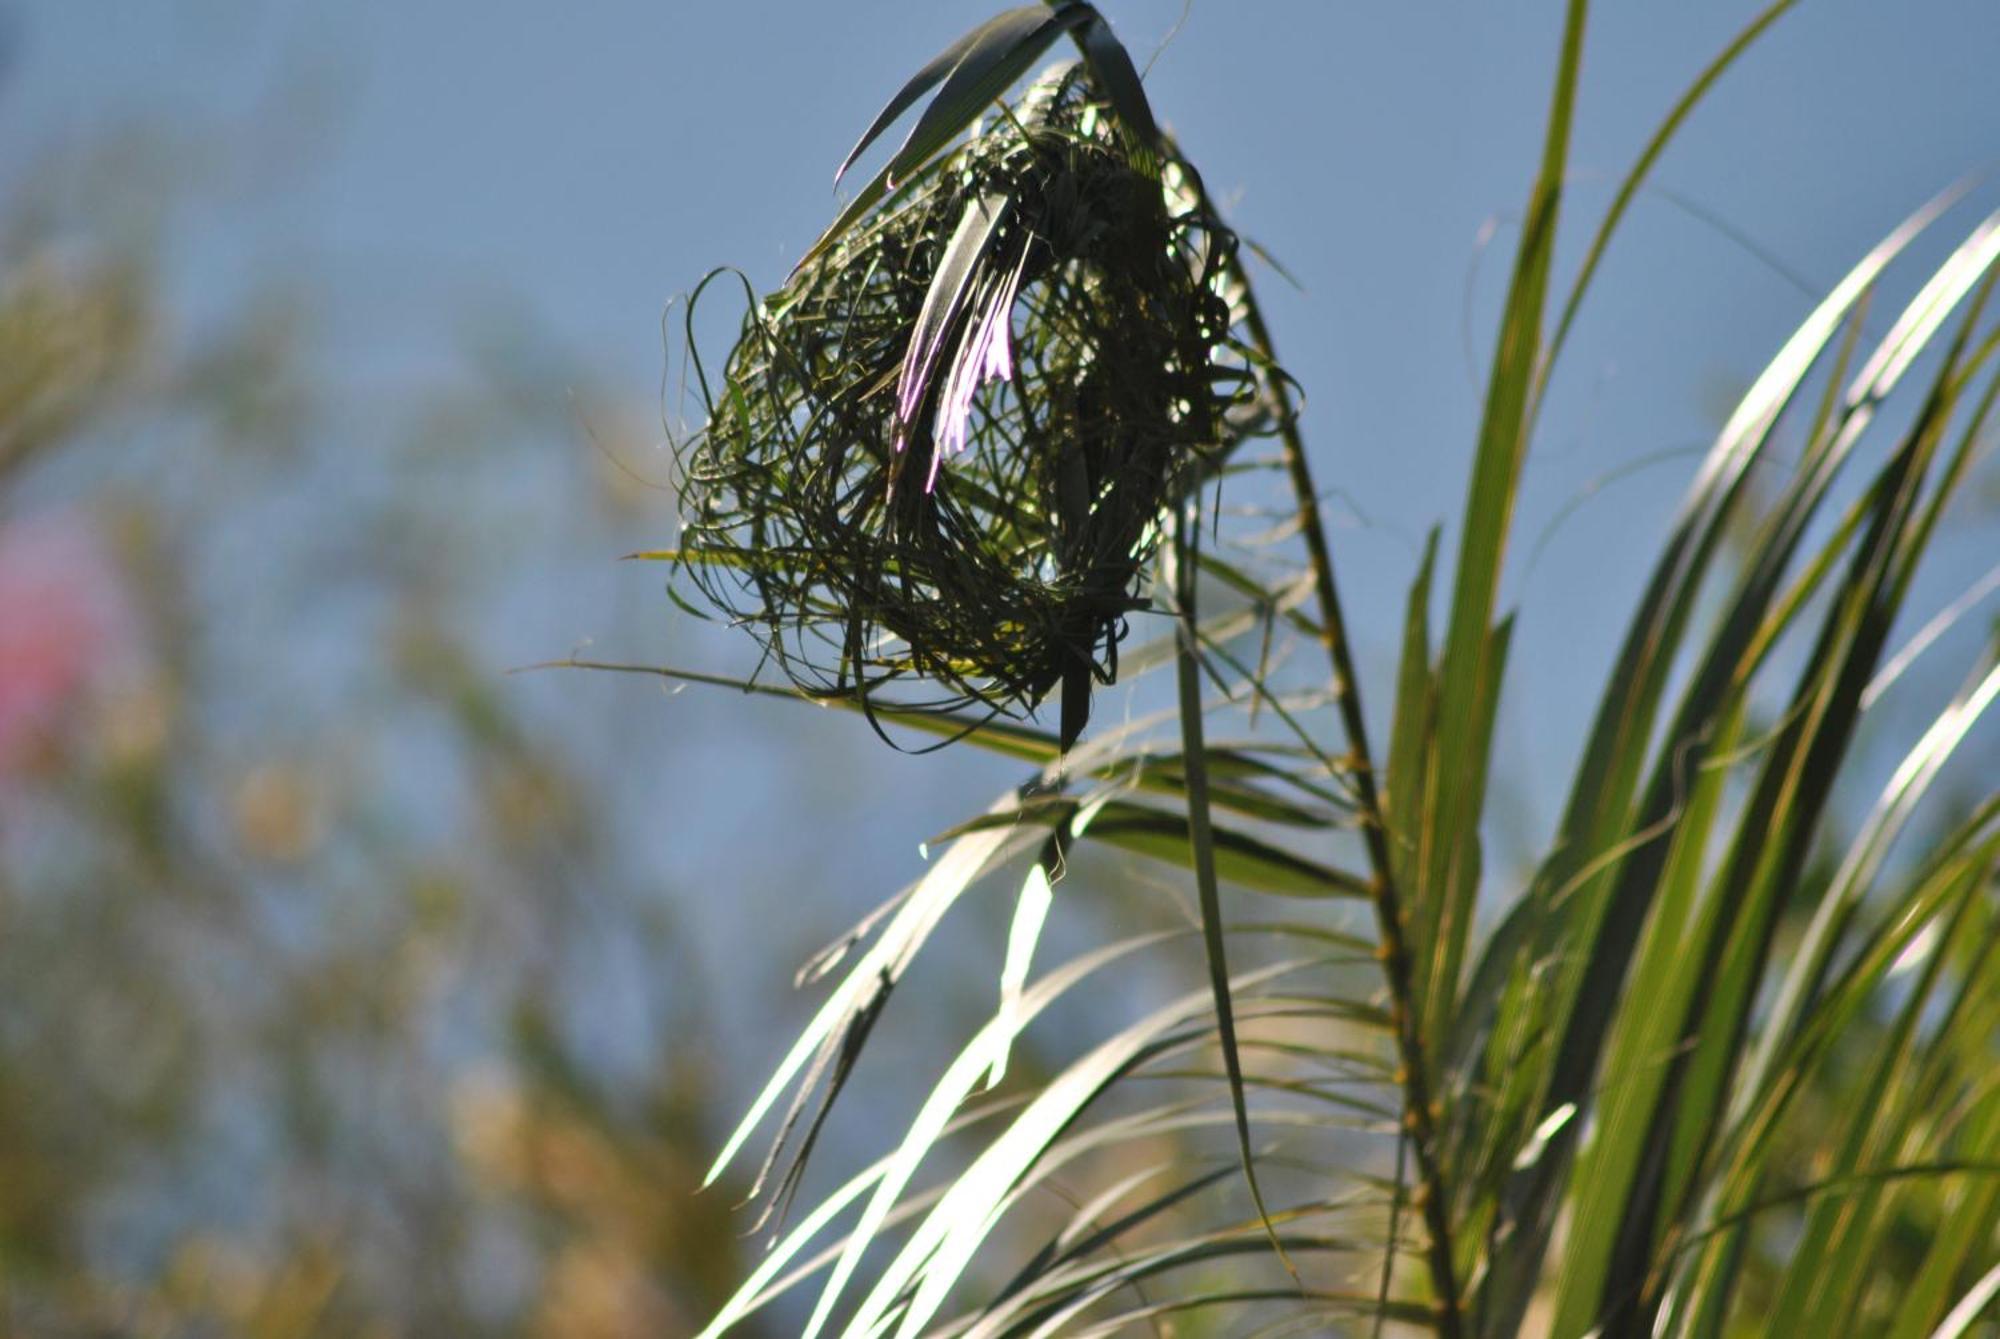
[629,3,2000,1335]
[987,855,1057,1089]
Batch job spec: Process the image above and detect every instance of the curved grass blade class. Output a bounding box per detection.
[1528,0,1799,427]
[794,931,1178,1339]
[841,957,1335,1338]
[1083,800,1369,899]
[985,840,1061,1090]
[559,655,1350,836]
[1473,188,1968,1336]
[1930,1263,2000,1339]
[832,6,1050,190]
[1066,1287,1438,1339]
[1544,229,2000,1338]
[947,1097,1391,1334]
[1071,10,1161,169]
[1764,883,1997,1336]
[696,1100,1024,1338]
[979,1163,1239,1327]
[701,805,1045,1192]
[882,6,1093,190]
[1889,1087,2000,1338]
[1661,794,2000,1337]
[1007,1244,1402,1339]
[1740,519,2000,1120]
[1384,528,1439,894]
[1167,509,1299,1286]
[799,6,1093,273]
[1417,0,1587,1072]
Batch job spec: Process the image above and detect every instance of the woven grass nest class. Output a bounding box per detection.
[673,64,1265,750]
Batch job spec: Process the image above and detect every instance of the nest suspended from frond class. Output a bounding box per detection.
[671,65,1269,748]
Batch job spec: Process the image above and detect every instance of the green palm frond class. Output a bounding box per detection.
[621,3,2000,1334]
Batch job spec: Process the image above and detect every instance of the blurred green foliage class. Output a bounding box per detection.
[0,115,765,1338]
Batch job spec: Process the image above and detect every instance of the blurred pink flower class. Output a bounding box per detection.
[0,511,135,779]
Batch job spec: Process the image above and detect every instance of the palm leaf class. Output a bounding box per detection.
[1471,190,1977,1334]
[670,4,2000,1335]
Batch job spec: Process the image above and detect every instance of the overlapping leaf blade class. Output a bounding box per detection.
[669,3,2000,1335]
[1470,190,1971,1336]
[1549,239,2000,1335]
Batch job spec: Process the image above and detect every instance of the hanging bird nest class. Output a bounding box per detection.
[670,65,1265,747]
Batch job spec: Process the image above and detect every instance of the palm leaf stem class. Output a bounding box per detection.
[1239,288,1463,1335]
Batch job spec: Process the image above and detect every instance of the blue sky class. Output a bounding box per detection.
[13,0,2000,1095]
[18,0,1996,615]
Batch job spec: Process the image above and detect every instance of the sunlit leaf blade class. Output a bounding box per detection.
[1864,559,2000,708]
[1541,223,2000,1335]
[986,843,1060,1089]
[1698,789,2000,1334]
[1125,751,1347,829]
[1473,189,1972,1336]
[1741,399,2000,1115]
[558,658,1359,849]
[841,959,1330,1338]
[1060,1284,1438,1339]
[979,1236,1399,1338]
[1766,896,1984,1335]
[973,1162,1241,1332]
[695,1101,1022,1338]
[956,1097,1394,1333]
[1542,690,1744,1335]
[1930,1262,2000,1339]
[1413,613,1509,1041]
[1418,0,1586,1070]
[794,932,1176,1339]
[676,4,2000,1334]
[701,806,1042,1190]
